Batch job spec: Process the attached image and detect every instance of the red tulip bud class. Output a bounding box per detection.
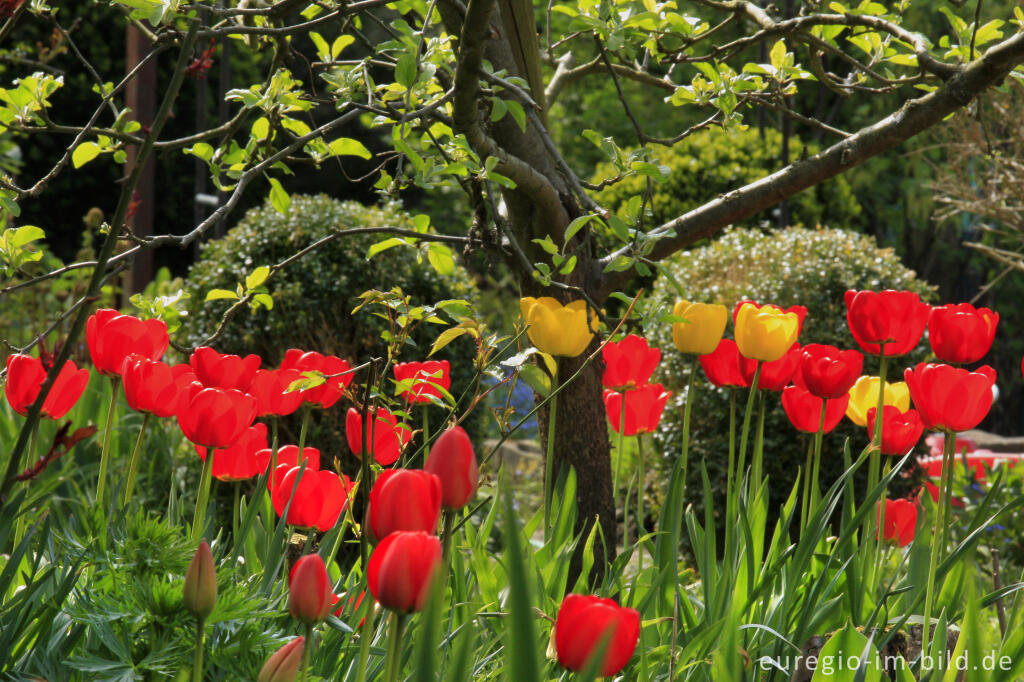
[554,594,640,676]
[367,531,441,613]
[366,469,441,540]
[183,541,217,620]
[424,426,479,509]
[288,555,333,624]
[257,637,304,682]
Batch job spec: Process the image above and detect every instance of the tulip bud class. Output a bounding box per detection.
[258,637,304,682]
[424,426,479,509]
[288,555,333,624]
[183,541,217,620]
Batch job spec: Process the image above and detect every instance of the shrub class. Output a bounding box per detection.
[645,226,936,551]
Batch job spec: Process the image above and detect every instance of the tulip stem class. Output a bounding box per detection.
[751,389,767,491]
[679,356,698,507]
[543,366,559,539]
[725,389,737,552]
[299,622,313,682]
[921,428,956,660]
[736,363,761,499]
[122,412,151,507]
[359,367,375,569]
[95,377,121,509]
[383,611,406,682]
[354,596,377,682]
[297,407,311,459]
[421,405,430,464]
[613,389,627,513]
[636,433,645,573]
[192,617,205,681]
[441,508,455,567]
[800,437,814,535]
[192,442,216,540]
[810,400,827,511]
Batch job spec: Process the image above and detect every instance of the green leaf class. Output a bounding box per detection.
[429,327,467,356]
[490,97,508,122]
[367,238,407,258]
[329,137,372,159]
[72,142,101,169]
[332,35,355,59]
[267,177,291,214]
[309,31,330,59]
[426,243,455,275]
[395,53,418,88]
[252,293,274,310]
[205,289,239,302]
[563,214,594,245]
[245,265,270,290]
[809,622,883,682]
[189,142,214,161]
[11,225,44,247]
[501,489,542,682]
[505,99,527,132]
[770,40,787,72]
[517,364,550,397]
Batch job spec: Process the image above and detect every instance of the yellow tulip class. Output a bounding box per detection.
[845,376,911,426]
[672,301,728,355]
[734,302,799,362]
[519,297,595,358]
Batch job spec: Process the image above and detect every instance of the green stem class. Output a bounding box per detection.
[297,407,311,458]
[736,363,761,498]
[613,389,627,511]
[636,434,645,574]
[192,441,216,540]
[751,389,767,490]
[12,420,41,549]
[922,428,956,659]
[193,618,205,682]
[725,389,737,552]
[421,404,430,465]
[810,400,828,510]
[679,356,698,505]
[122,412,151,506]
[383,612,406,682]
[544,366,559,539]
[232,483,240,538]
[441,508,455,567]
[353,598,377,682]
[800,437,814,535]
[299,622,313,682]
[865,349,888,591]
[96,377,121,508]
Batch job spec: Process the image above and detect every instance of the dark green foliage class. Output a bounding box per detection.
[593,127,862,230]
[646,226,936,552]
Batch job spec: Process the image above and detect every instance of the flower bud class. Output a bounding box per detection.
[288,554,333,624]
[424,426,479,509]
[257,637,304,682]
[183,541,217,620]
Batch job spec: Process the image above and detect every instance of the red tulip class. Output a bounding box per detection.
[797,344,864,399]
[844,290,930,356]
[280,349,353,409]
[781,385,849,434]
[196,423,269,481]
[4,354,89,419]
[260,445,321,491]
[928,303,998,364]
[394,360,451,405]
[121,355,193,418]
[903,363,996,432]
[288,555,333,624]
[258,637,304,682]
[86,309,168,376]
[731,300,808,335]
[601,334,660,391]
[249,368,304,417]
[866,406,925,456]
[918,451,1021,482]
[554,594,641,676]
[740,343,802,391]
[877,498,917,547]
[273,465,353,530]
[345,407,411,466]
[698,339,752,388]
[424,425,479,509]
[177,387,257,448]
[367,469,442,540]
[366,531,441,613]
[189,346,261,392]
[602,383,671,436]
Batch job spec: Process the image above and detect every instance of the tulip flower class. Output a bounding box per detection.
[733,302,800,362]
[844,290,930,356]
[519,296,595,358]
[866,406,925,456]
[258,637,304,682]
[178,387,257,448]
[602,334,660,391]
[602,384,671,436]
[4,354,89,419]
[189,346,261,392]
[698,339,753,388]
[781,385,849,434]
[904,363,996,433]
[260,445,321,490]
[345,407,412,467]
[86,309,169,376]
[797,344,864,400]
[288,554,334,624]
[394,360,451,405]
[121,355,194,418]
[732,300,807,333]
[845,376,910,427]
[366,531,442,613]
[740,343,802,391]
[554,594,641,676]
[928,303,998,364]
[366,469,442,540]
[249,368,305,417]
[877,498,917,547]
[424,425,479,509]
[196,422,269,481]
[183,540,217,619]
[272,466,353,530]
[671,301,728,355]
[279,349,354,409]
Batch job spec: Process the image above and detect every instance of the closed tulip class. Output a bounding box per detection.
[424,425,479,509]
[258,637,304,682]
[196,422,269,481]
[671,301,728,355]
[272,466,352,530]
[781,385,849,434]
[797,344,864,399]
[280,349,353,409]
[845,376,910,427]
[904,363,996,433]
[866,406,925,456]
[121,355,192,418]
[394,360,451,404]
[248,368,304,417]
[928,303,998,364]
[602,334,660,391]
[4,354,89,419]
[345,407,412,467]
[183,540,217,620]
[288,554,333,624]
[844,290,930,356]
[740,343,802,391]
[734,302,800,362]
[877,498,917,547]
[189,346,261,391]
[367,469,442,540]
[554,594,641,676]
[86,309,168,376]
[698,339,752,388]
[259,445,321,491]
[732,300,807,333]
[602,384,671,436]
[519,297,594,358]
[366,531,441,613]
[177,387,257,448]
